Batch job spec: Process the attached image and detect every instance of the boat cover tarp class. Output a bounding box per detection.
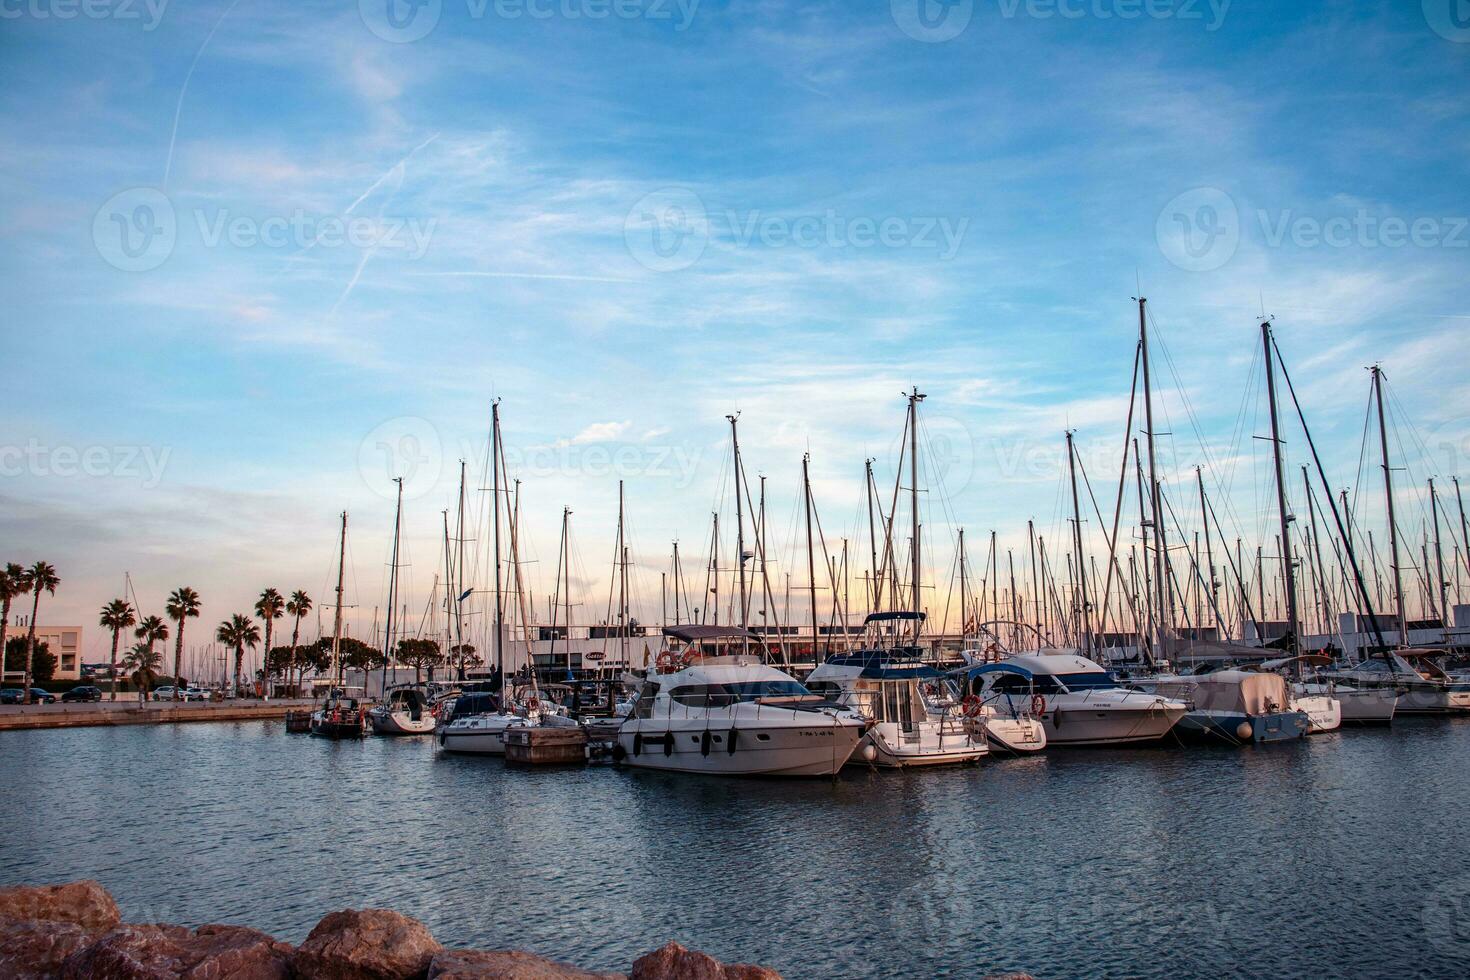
[1163,637,1279,663]
[662,624,759,642]
[863,611,926,623]
[954,662,1034,681]
[1148,670,1290,715]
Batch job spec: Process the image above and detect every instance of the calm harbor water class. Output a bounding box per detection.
[3,720,1470,978]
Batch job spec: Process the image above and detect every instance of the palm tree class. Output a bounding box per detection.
[285,590,312,697]
[123,641,163,699]
[0,563,25,685]
[216,614,261,698]
[98,599,137,702]
[164,587,201,700]
[20,562,58,704]
[254,588,285,698]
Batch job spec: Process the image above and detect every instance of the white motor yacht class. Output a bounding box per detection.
[437,687,576,755]
[616,628,864,776]
[966,650,1187,746]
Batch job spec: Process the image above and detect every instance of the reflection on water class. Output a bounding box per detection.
[3,720,1470,977]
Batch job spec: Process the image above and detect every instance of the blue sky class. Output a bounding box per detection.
[2,0,1468,658]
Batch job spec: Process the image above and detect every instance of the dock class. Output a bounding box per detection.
[0,699,317,731]
[503,725,588,765]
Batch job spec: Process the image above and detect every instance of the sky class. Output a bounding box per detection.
[2,0,1468,661]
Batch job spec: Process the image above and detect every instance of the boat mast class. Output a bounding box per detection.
[1066,430,1091,654]
[1261,320,1300,656]
[1456,477,1470,583]
[908,388,925,643]
[551,506,570,678]
[1431,478,1449,629]
[454,459,467,680]
[958,527,968,641]
[803,452,818,663]
[616,481,628,666]
[381,475,404,695]
[491,399,505,702]
[1137,297,1171,650]
[728,414,748,655]
[865,458,880,613]
[1371,366,1409,647]
[331,511,347,686]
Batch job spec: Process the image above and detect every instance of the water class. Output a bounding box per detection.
[3,721,1470,979]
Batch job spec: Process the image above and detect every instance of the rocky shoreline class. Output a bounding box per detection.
[0,880,781,979]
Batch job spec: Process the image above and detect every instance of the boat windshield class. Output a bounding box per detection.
[670,680,813,707]
[1053,672,1119,692]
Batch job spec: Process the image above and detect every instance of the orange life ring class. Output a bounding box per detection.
[961,695,983,718]
[655,651,678,674]
[526,696,541,713]
[1030,693,1047,717]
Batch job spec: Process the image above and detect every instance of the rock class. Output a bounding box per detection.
[0,917,98,980]
[428,948,624,979]
[59,922,292,979]
[290,908,443,980]
[0,880,121,931]
[629,942,781,980]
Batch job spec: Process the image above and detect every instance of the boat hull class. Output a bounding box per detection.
[369,709,436,736]
[1337,687,1397,724]
[1293,695,1342,734]
[1176,710,1310,743]
[1041,703,1186,746]
[438,714,523,755]
[617,719,863,776]
[979,716,1047,752]
[857,720,987,768]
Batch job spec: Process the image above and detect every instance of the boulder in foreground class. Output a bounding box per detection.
[629,941,781,980]
[429,948,625,979]
[60,922,292,979]
[290,907,443,980]
[0,879,121,931]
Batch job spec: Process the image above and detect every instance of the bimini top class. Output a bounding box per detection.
[863,611,926,624]
[1002,652,1110,676]
[958,662,1035,680]
[662,624,760,643]
[822,649,942,680]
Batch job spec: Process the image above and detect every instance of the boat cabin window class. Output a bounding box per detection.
[667,680,813,706]
[632,683,660,719]
[989,674,1053,695]
[1052,672,1119,692]
[806,680,842,699]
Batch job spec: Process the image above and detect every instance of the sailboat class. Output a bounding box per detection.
[806,394,988,767]
[312,512,367,739]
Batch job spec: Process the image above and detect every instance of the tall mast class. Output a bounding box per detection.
[1302,466,1331,636]
[958,527,968,640]
[1137,297,1170,648]
[442,509,454,675]
[1457,477,1470,582]
[1431,478,1449,628]
[1196,467,1218,636]
[865,458,880,612]
[1066,430,1091,654]
[1261,320,1300,654]
[551,506,570,678]
[491,400,505,698]
[803,453,818,663]
[1372,366,1409,647]
[728,414,748,653]
[616,481,628,666]
[454,458,467,679]
[331,511,347,685]
[908,388,925,641]
[381,475,404,695]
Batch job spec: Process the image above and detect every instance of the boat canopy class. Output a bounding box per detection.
[955,662,1034,681]
[823,650,942,680]
[863,611,926,624]
[1149,670,1291,715]
[662,624,759,643]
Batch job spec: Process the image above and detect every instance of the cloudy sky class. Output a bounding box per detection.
[3,0,1468,659]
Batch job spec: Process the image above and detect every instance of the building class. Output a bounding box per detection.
[3,623,83,682]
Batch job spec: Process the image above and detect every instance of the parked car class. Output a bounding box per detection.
[152,686,208,701]
[183,687,209,701]
[28,688,56,704]
[61,686,103,702]
[0,688,25,704]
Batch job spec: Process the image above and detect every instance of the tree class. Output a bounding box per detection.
[134,615,168,691]
[20,562,59,704]
[123,641,163,696]
[5,637,55,682]
[164,587,201,701]
[98,599,137,701]
[216,614,261,697]
[297,643,332,690]
[254,588,285,695]
[395,637,443,684]
[285,590,312,697]
[450,643,479,675]
[314,635,381,674]
[0,563,24,686]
